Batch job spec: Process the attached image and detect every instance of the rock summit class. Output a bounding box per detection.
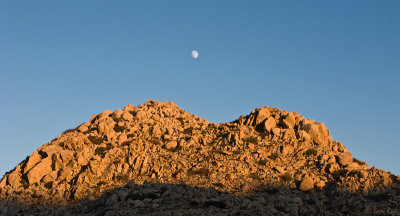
[1,100,399,215]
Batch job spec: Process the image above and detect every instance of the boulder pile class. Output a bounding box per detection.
[0,100,399,215]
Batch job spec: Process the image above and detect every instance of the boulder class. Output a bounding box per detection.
[274,166,285,173]
[121,112,134,121]
[77,122,90,132]
[112,109,123,120]
[42,171,57,183]
[26,157,53,184]
[133,200,145,207]
[337,152,353,166]
[326,163,340,173]
[315,180,326,189]
[0,176,7,187]
[24,151,42,173]
[358,170,368,178]
[123,104,135,112]
[60,150,74,164]
[89,114,97,122]
[165,141,177,149]
[117,190,129,201]
[359,164,370,170]
[98,110,113,121]
[57,167,73,181]
[40,145,61,156]
[106,194,119,206]
[117,134,128,145]
[263,118,276,132]
[135,111,147,119]
[255,108,270,125]
[282,129,296,140]
[345,162,360,171]
[98,117,116,137]
[280,145,294,155]
[7,173,21,188]
[272,128,281,136]
[299,177,314,191]
[152,125,162,137]
[296,130,311,141]
[299,121,331,146]
[281,112,296,129]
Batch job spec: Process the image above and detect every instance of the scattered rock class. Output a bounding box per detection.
[133,200,145,207]
[106,194,119,206]
[117,190,129,201]
[272,128,281,136]
[165,141,177,149]
[299,177,314,191]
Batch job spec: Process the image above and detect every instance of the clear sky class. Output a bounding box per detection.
[1,1,399,176]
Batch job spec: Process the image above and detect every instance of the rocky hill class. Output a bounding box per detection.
[0,100,399,215]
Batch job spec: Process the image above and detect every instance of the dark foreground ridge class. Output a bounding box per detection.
[1,100,399,215]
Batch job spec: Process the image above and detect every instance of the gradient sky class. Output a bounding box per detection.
[1,1,399,177]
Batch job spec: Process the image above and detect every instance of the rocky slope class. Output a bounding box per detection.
[0,100,399,215]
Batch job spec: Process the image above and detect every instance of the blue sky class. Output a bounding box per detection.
[1,1,399,176]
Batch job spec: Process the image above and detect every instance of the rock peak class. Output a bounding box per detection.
[0,101,399,215]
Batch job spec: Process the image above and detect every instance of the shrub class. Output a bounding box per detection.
[62,128,75,135]
[367,192,391,202]
[44,181,53,189]
[95,147,107,155]
[332,169,348,180]
[304,148,318,157]
[150,138,162,145]
[97,181,107,186]
[354,158,366,165]
[168,146,183,152]
[183,127,194,134]
[243,136,258,144]
[268,153,279,161]
[233,150,242,155]
[258,159,268,166]
[249,173,261,181]
[257,131,269,139]
[115,174,130,182]
[113,159,121,165]
[114,125,126,132]
[21,178,29,189]
[212,182,224,188]
[204,200,227,209]
[177,117,185,125]
[212,150,228,156]
[88,135,104,145]
[280,173,293,182]
[121,140,132,146]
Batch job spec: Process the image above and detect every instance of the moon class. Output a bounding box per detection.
[191,50,199,59]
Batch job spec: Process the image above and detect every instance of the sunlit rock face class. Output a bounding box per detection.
[0,100,399,215]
